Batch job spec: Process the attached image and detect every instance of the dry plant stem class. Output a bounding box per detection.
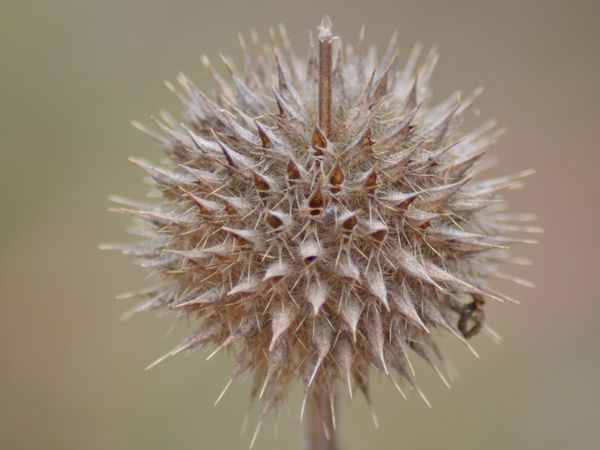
[307,18,337,449]
[318,17,333,137]
[306,390,339,450]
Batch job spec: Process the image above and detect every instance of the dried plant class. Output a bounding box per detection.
[103,17,538,449]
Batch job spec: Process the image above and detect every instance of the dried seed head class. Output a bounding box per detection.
[107,18,537,420]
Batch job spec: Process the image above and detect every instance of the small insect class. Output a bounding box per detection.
[458,295,486,339]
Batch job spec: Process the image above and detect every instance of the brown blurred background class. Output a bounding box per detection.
[1,0,599,449]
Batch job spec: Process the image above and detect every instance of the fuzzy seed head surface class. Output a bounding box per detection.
[108,19,537,416]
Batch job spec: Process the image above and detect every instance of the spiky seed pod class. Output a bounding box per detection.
[106,17,538,430]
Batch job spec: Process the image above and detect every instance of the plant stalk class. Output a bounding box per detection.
[318,16,333,137]
[305,389,339,450]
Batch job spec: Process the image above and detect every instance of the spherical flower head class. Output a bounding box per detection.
[107,17,537,421]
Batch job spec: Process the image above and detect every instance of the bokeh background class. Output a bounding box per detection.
[1,0,599,449]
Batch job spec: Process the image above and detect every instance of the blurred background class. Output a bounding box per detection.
[1,0,599,449]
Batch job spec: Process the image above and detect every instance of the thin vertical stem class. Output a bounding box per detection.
[306,389,339,450]
[307,18,339,448]
[318,16,333,137]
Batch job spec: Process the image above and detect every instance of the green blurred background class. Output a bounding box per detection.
[1,0,599,449]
